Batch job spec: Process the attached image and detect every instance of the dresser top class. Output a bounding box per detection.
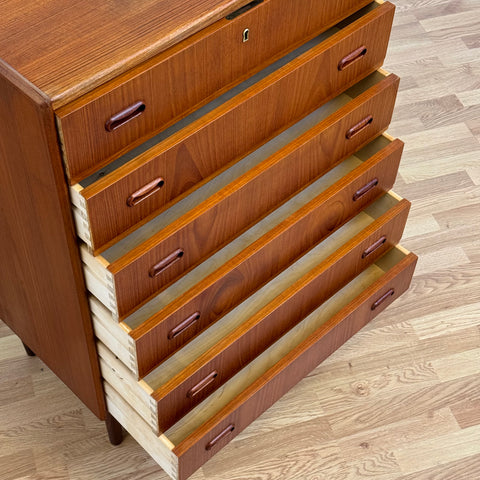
[0,0,251,108]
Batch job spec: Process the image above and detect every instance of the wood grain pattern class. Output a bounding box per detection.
[106,73,400,320]
[57,0,374,185]
[0,62,106,418]
[76,4,395,255]
[129,135,403,378]
[173,253,417,480]
[150,199,411,432]
[62,1,394,187]
[1,3,479,478]
[0,0,262,107]
[92,196,409,432]
[96,247,415,478]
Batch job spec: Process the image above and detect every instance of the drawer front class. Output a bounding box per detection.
[151,198,411,431]
[173,252,417,480]
[130,135,404,377]
[57,0,378,184]
[108,71,400,320]
[77,2,394,253]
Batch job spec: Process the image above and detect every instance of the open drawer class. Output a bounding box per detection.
[58,0,379,184]
[89,132,405,381]
[69,1,396,252]
[97,190,411,433]
[78,70,400,320]
[102,244,417,480]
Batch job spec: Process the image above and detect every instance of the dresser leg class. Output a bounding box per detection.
[105,412,124,446]
[22,341,36,356]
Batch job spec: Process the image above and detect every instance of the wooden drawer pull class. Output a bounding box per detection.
[206,424,235,451]
[362,236,387,259]
[226,0,263,20]
[105,101,146,132]
[346,115,373,139]
[149,249,184,278]
[127,177,165,207]
[168,312,200,340]
[187,371,218,399]
[353,178,378,201]
[338,46,368,71]
[371,288,395,310]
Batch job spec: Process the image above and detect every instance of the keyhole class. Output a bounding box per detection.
[243,28,250,42]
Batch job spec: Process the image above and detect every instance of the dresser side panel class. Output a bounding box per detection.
[0,62,106,419]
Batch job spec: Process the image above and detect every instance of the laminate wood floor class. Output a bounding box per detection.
[1,1,479,478]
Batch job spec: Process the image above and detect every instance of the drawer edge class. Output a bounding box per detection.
[105,382,178,479]
[173,252,417,478]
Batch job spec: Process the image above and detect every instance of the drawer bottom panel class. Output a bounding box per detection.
[102,246,417,480]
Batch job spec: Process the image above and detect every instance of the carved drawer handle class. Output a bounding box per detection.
[127,177,165,207]
[371,288,395,310]
[346,115,373,139]
[149,249,184,278]
[353,178,378,201]
[362,236,387,259]
[338,46,368,71]
[105,101,146,132]
[206,424,235,451]
[187,371,218,399]
[168,312,200,340]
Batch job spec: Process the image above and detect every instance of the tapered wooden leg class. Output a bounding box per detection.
[105,411,124,445]
[22,341,36,356]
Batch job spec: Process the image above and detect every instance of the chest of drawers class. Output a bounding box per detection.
[0,1,417,479]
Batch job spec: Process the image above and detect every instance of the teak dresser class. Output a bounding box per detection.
[0,1,417,478]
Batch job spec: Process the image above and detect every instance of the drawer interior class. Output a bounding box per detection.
[137,191,402,389]
[82,69,391,272]
[164,246,409,444]
[92,187,403,382]
[74,1,382,191]
[84,129,394,324]
[103,243,413,470]
[127,175,396,335]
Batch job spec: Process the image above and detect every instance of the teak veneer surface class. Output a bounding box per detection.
[173,252,417,479]
[74,1,395,250]
[95,73,400,320]
[0,0,252,106]
[150,199,411,431]
[0,0,373,108]
[0,61,105,418]
[130,138,404,378]
[56,0,375,184]
[97,246,416,479]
